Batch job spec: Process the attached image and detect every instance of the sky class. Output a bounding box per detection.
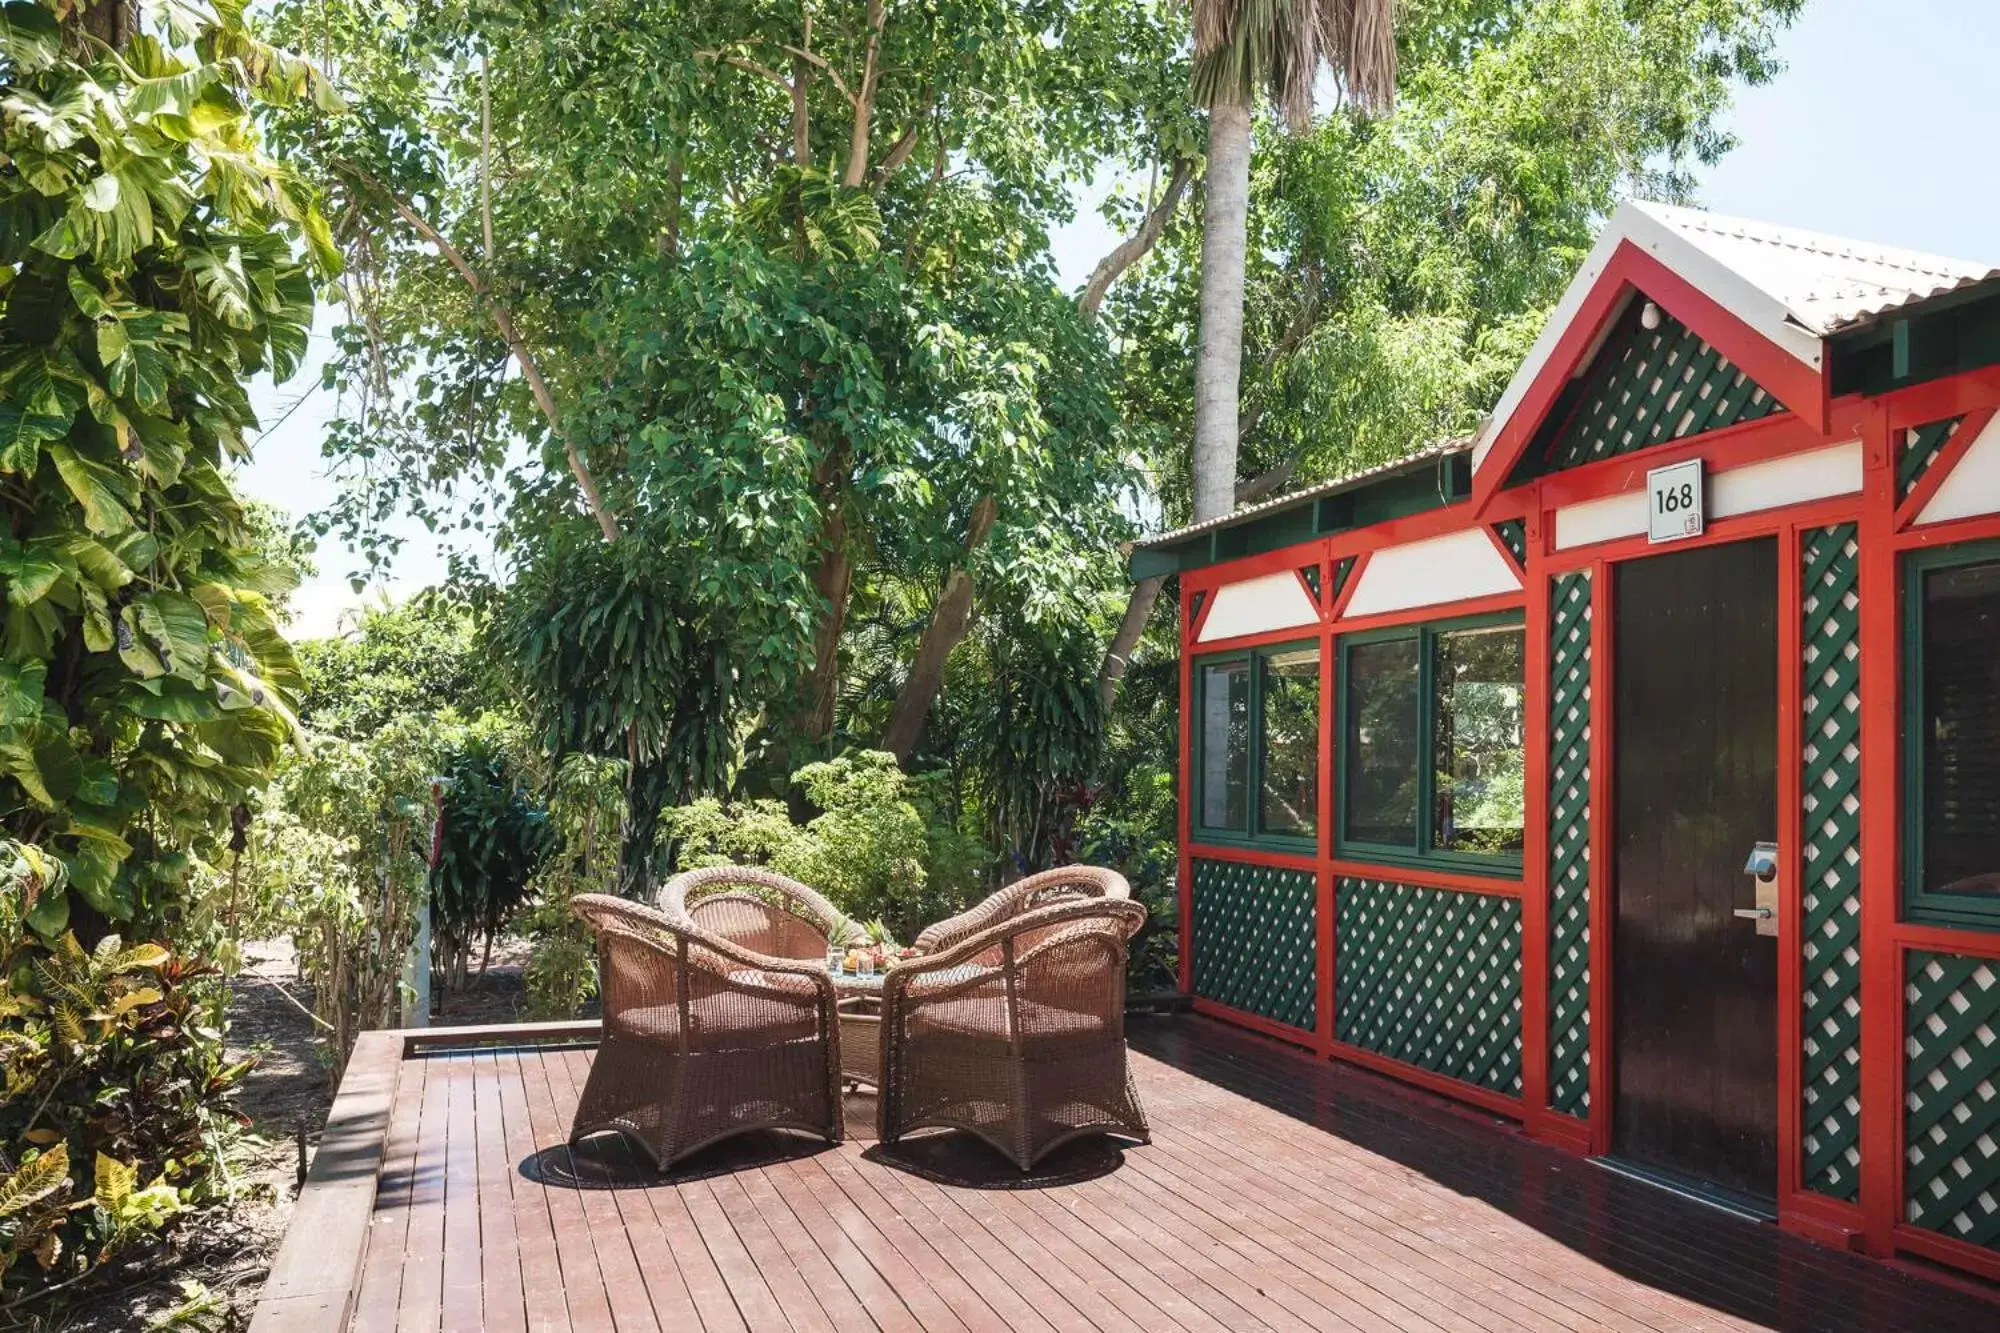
[242,0,2000,638]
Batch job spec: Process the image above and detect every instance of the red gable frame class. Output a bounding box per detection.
[1471,239,1833,516]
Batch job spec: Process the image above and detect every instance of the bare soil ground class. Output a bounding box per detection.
[3,938,536,1333]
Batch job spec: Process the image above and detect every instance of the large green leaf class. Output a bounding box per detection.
[134,590,211,680]
[0,542,67,606]
[24,885,68,936]
[0,2,61,75]
[66,841,131,920]
[0,401,73,474]
[0,660,46,726]
[122,678,223,723]
[47,445,136,534]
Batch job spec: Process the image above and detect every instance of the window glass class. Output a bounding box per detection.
[1259,648,1320,837]
[1200,660,1250,829]
[1919,558,2000,902]
[1343,637,1420,846]
[1432,625,1527,855]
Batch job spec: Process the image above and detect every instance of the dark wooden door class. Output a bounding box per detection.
[1612,537,1779,1203]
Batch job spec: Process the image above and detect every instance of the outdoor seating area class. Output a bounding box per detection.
[567,865,1148,1173]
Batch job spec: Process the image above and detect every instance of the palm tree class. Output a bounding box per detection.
[1187,0,1397,522]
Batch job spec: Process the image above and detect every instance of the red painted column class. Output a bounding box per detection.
[1520,504,1554,1132]
[1316,548,1338,1058]
[1855,401,1900,1257]
[1178,583,1195,998]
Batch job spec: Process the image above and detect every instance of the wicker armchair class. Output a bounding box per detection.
[879,896,1149,1170]
[912,864,1131,958]
[662,864,862,958]
[568,894,843,1170]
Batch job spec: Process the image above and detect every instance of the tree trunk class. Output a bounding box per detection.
[795,506,852,747]
[1192,96,1252,525]
[1097,573,1164,713]
[1079,158,1192,322]
[882,496,998,762]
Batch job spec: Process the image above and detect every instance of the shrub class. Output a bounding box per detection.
[429,723,551,991]
[520,755,628,1020]
[1,864,250,1305]
[657,750,981,944]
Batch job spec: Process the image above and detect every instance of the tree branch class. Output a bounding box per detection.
[339,164,622,543]
[779,42,855,107]
[1078,156,1193,322]
[841,0,885,188]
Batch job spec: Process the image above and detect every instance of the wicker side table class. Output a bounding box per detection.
[836,995,882,1088]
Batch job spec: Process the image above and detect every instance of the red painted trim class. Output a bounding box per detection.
[1520,504,1552,1122]
[1326,551,1369,620]
[1332,591,1528,637]
[1316,597,1337,1060]
[1542,494,1863,571]
[1181,540,1329,595]
[1326,1040,1527,1121]
[1530,408,1858,512]
[1893,1225,2000,1289]
[1896,407,1997,530]
[1326,504,1489,560]
[1779,1198,1868,1254]
[1292,565,1322,613]
[1189,622,1325,655]
[1191,996,1317,1051]
[1326,859,1523,898]
[1855,402,1900,1259]
[1187,842,1318,871]
[1474,240,1832,514]
[1188,582,1219,642]
[1776,521,1805,1206]
[1523,1107,1592,1154]
[1893,924,2000,960]
[1585,557,1614,1155]
[1892,510,2000,552]
[1881,365,2000,430]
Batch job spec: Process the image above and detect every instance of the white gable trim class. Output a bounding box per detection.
[1340,529,1522,619]
[1917,414,2000,526]
[1196,570,1319,643]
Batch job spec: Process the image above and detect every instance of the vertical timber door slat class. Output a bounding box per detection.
[1613,537,1780,1203]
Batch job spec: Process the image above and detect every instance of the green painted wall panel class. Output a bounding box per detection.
[1546,571,1593,1119]
[1191,858,1317,1031]
[1904,951,2000,1251]
[1800,525,1863,1202]
[1336,878,1523,1096]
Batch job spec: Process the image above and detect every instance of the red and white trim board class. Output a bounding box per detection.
[1195,569,1320,643]
[1339,528,1522,617]
[1916,413,2000,525]
[1552,439,1864,550]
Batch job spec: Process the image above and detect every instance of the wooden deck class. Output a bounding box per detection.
[252,1015,1997,1332]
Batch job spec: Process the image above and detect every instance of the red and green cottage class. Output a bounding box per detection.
[1138,201,2000,1282]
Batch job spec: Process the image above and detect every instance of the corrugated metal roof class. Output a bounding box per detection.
[1639,201,2000,335]
[1134,436,1474,549]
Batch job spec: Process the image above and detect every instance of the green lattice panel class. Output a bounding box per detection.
[1491,519,1528,569]
[1898,416,1965,500]
[1300,564,1322,602]
[1904,952,2000,1251]
[1191,859,1317,1031]
[1547,571,1593,1118]
[1800,525,1863,1201]
[1336,879,1522,1095]
[1331,556,1356,606]
[1541,300,1781,473]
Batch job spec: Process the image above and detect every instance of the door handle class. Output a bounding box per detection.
[1732,907,1773,921]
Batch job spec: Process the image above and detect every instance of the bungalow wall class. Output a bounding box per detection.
[1166,283,2000,1282]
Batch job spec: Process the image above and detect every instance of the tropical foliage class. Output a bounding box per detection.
[520,753,628,1019]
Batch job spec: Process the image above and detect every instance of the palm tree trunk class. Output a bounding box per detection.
[1192,95,1252,525]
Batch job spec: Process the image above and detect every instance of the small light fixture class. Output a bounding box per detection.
[1640,300,1662,330]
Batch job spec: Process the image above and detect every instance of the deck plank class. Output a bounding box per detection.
[330,1016,2000,1333]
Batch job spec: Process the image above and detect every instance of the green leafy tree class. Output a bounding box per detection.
[262,0,1191,797]
[295,592,494,738]
[0,0,335,937]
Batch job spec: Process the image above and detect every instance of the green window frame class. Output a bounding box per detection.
[1192,640,1321,848]
[1336,611,1526,877]
[1901,539,2000,930]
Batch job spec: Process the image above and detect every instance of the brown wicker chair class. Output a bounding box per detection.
[912,864,1131,959]
[878,896,1149,1170]
[662,864,862,958]
[568,893,843,1169]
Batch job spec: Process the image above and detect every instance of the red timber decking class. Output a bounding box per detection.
[250,1016,1998,1333]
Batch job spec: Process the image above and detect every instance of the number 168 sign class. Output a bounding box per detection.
[1646,458,1704,544]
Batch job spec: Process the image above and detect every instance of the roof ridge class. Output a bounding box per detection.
[1634,198,1998,278]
